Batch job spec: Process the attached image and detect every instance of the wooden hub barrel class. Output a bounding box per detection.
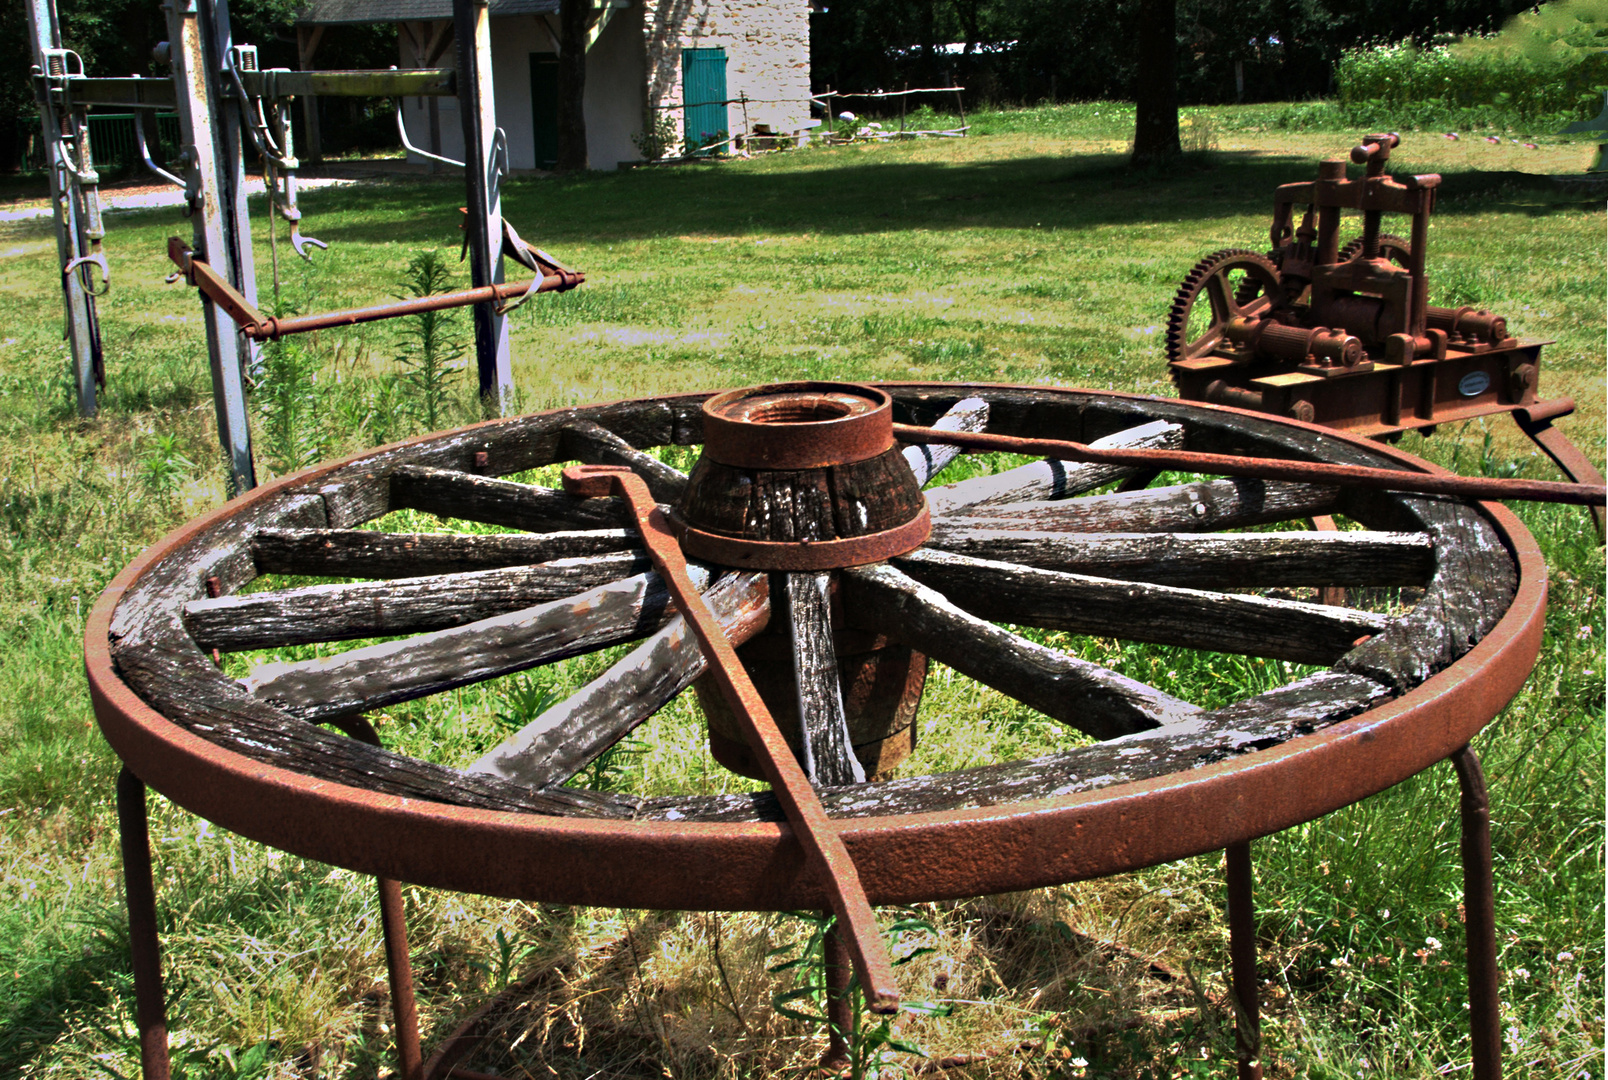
[677,382,933,779]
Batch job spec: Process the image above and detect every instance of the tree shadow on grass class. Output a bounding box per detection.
[292,148,1599,252]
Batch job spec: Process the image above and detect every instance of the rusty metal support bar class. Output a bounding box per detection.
[1452,746,1502,1080]
[561,463,901,1014]
[1226,842,1262,1080]
[117,767,172,1080]
[378,878,424,1080]
[892,424,1606,507]
[167,238,581,341]
[1512,402,1606,540]
[822,915,854,1066]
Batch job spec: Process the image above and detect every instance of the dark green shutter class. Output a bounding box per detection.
[681,47,728,155]
[530,54,559,170]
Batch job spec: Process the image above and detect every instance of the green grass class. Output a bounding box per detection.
[0,103,1601,1079]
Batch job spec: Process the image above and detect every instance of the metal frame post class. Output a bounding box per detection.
[1452,746,1502,1080]
[1225,841,1263,1080]
[27,0,103,418]
[166,0,258,494]
[455,0,514,415]
[117,768,173,1080]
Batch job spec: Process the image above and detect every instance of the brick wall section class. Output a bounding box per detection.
[642,0,811,151]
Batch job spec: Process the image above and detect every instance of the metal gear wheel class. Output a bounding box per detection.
[1164,248,1283,365]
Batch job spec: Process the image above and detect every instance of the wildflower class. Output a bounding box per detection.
[1576,625,1594,641]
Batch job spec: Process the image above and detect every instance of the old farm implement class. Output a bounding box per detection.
[90,380,1603,1079]
[1165,133,1603,533]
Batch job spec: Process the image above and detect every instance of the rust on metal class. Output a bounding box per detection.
[675,508,932,570]
[83,384,1548,1079]
[700,382,894,469]
[1164,133,1560,444]
[560,463,901,1013]
[1453,746,1502,1080]
[891,422,1606,507]
[1226,841,1263,1080]
[117,768,172,1080]
[165,231,583,342]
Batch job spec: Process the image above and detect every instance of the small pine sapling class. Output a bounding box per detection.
[395,249,467,433]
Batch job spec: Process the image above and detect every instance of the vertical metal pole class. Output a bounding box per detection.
[1451,745,1502,1080]
[1226,841,1263,1080]
[455,0,513,415]
[166,0,257,494]
[117,768,172,1080]
[26,0,101,418]
[378,878,425,1080]
[821,914,853,1067]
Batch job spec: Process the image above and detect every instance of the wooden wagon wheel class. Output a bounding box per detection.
[89,383,1543,1080]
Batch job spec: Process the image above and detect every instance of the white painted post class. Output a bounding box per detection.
[166,0,257,493]
[455,0,514,415]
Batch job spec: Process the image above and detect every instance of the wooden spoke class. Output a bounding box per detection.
[923,529,1434,588]
[561,419,689,504]
[470,571,770,787]
[389,465,639,532]
[925,420,1183,515]
[643,671,1392,822]
[930,478,1341,536]
[840,562,1198,740]
[249,527,640,579]
[186,553,650,652]
[785,571,864,786]
[903,396,989,486]
[895,548,1390,666]
[240,567,712,724]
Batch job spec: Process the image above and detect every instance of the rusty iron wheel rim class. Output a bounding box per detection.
[86,384,1545,912]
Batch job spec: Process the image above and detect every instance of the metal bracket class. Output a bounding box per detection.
[396,100,465,167]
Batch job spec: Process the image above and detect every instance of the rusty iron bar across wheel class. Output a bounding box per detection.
[166,237,582,342]
[559,463,902,1014]
[892,423,1606,507]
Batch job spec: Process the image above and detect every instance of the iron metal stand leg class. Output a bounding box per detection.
[1225,841,1262,1080]
[116,767,172,1080]
[1512,410,1606,541]
[1451,745,1502,1080]
[822,914,853,1066]
[378,877,424,1080]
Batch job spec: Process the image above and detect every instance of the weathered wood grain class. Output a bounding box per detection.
[641,670,1391,822]
[924,420,1184,515]
[922,529,1434,588]
[107,489,637,816]
[1337,496,1518,694]
[786,571,865,786]
[239,566,711,723]
[679,447,926,542]
[840,562,1199,740]
[930,478,1342,536]
[186,553,650,651]
[903,397,989,486]
[250,527,641,579]
[894,548,1390,665]
[389,465,637,532]
[469,572,770,787]
[560,419,689,504]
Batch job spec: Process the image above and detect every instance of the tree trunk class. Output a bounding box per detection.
[1130,0,1179,167]
[557,0,589,171]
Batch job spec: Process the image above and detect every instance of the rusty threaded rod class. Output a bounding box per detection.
[892,423,1606,507]
[245,273,582,340]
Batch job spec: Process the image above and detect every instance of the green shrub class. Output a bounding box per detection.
[1337,1,1608,129]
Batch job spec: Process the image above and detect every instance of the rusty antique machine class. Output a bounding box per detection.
[1166,134,1603,531]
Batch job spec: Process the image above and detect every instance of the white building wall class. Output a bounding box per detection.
[400,0,799,169]
[642,0,811,146]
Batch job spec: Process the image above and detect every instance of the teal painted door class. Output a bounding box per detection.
[529,54,559,169]
[681,47,728,155]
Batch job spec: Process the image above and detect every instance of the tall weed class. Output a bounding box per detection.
[394,249,467,433]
